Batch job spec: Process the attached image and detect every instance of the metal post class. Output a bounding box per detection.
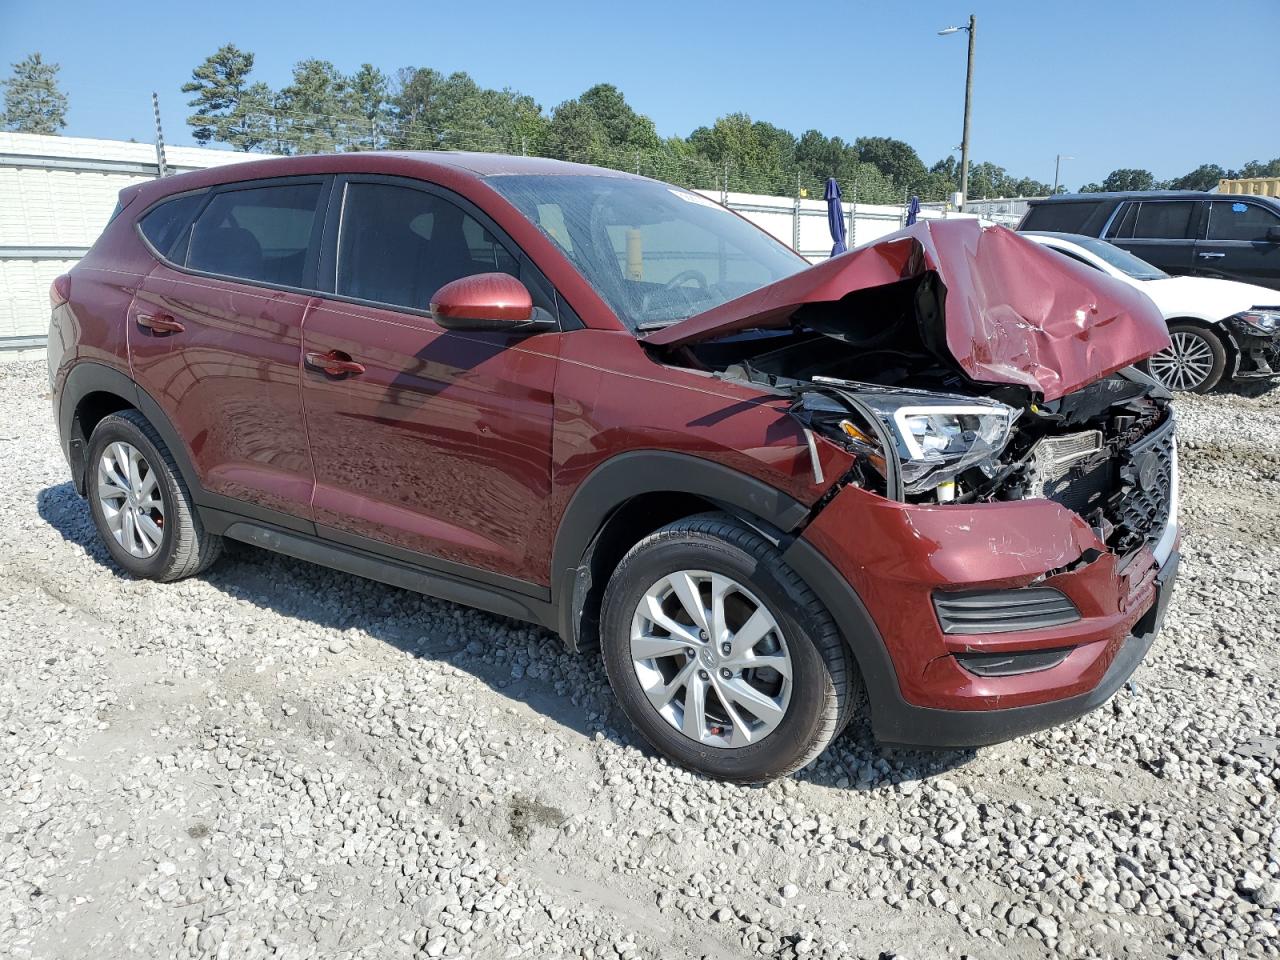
[959,14,976,211]
[1053,154,1073,194]
[848,179,858,248]
[721,159,730,205]
[793,172,802,252]
[151,92,168,178]
[520,136,528,157]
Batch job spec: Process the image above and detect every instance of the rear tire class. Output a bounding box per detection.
[599,513,857,783]
[1145,323,1227,393]
[86,410,223,581]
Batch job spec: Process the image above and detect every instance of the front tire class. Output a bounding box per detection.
[1145,323,1227,392]
[599,514,857,783]
[86,410,222,581]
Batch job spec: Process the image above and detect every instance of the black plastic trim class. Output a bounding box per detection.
[220,520,555,629]
[933,586,1080,635]
[550,451,813,645]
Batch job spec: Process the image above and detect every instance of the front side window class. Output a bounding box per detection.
[186,182,322,287]
[1206,201,1280,241]
[336,182,519,311]
[1131,201,1196,240]
[487,174,807,331]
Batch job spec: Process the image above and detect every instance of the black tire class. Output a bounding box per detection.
[86,410,223,581]
[599,513,858,783]
[1145,322,1227,393]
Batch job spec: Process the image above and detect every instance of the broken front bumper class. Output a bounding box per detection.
[1227,318,1280,380]
[794,450,1179,747]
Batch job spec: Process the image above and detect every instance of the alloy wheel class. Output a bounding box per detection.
[1147,331,1216,391]
[629,570,792,748]
[96,441,165,559]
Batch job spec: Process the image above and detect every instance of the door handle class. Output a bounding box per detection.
[305,350,366,376]
[136,312,185,334]
[1198,252,1226,259]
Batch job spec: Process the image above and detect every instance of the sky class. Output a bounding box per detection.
[2,0,1277,189]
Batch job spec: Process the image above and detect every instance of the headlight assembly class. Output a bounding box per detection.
[1232,310,1280,334]
[853,392,1020,494]
[800,380,1020,498]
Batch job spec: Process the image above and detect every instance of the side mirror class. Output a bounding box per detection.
[430,273,535,331]
[1267,225,1280,243]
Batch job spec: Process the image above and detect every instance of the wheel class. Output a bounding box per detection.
[1145,323,1227,393]
[599,514,857,783]
[86,410,223,581]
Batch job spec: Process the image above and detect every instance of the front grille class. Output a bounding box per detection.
[933,587,1080,635]
[1117,416,1175,547]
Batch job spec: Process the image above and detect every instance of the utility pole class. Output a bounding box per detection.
[939,15,976,210]
[1053,154,1074,194]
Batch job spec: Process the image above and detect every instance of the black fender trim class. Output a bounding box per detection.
[777,535,908,743]
[549,451,813,646]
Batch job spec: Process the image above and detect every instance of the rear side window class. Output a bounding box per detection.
[1105,202,1138,239]
[186,183,323,288]
[336,182,519,311]
[1207,201,1280,241]
[1020,201,1104,233]
[138,193,204,260]
[1131,201,1196,240]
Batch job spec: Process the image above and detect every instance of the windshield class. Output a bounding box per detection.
[1067,234,1169,280]
[486,174,808,330]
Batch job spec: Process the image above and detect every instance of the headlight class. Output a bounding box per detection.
[855,392,1020,494]
[1233,310,1280,334]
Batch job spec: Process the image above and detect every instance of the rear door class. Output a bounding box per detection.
[1106,199,1200,276]
[1195,199,1280,290]
[129,177,329,528]
[299,176,562,585]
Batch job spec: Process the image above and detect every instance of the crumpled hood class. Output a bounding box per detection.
[644,219,1172,401]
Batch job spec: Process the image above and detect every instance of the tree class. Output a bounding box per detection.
[182,44,263,150]
[277,58,349,154]
[1166,163,1225,191]
[855,136,928,193]
[346,63,390,149]
[1228,157,1280,180]
[688,114,797,194]
[1100,168,1156,192]
[1,53,67,134]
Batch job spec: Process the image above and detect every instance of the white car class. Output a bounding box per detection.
[1023,231,1280,392]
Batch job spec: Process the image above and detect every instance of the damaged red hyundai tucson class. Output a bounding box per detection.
[48,153,1179,783]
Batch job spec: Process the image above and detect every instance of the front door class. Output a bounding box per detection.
[299,178,561,585]
[1195,199,1280,290]
[129,177,329,527]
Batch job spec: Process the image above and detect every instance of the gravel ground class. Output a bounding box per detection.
[1,357,1277,960]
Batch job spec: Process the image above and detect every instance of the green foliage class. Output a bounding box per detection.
[2,52,68,134]
[182,44,262,150]
[1165,163,1226,191]
[1100,168,1156,192]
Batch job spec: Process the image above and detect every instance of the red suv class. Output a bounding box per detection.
[49,153,1180,782]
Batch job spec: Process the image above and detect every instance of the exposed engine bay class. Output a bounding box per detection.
[657,290,1175,557]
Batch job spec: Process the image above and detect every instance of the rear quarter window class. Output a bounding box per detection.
[1020,200,1107,234]
[138,193,205,261]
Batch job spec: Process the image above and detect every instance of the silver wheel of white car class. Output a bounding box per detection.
[630,570,793,748]
[1146,324,1226,393]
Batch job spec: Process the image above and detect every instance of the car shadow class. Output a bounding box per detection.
[37,480,973,791]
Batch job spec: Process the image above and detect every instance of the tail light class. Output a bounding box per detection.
[50,274,71,307]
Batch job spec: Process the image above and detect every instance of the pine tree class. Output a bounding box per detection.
[2,53,68,134]
[182,44,262,150]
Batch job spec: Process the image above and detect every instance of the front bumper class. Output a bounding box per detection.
[1227,318,1280,380]
[793,453,1179,747]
